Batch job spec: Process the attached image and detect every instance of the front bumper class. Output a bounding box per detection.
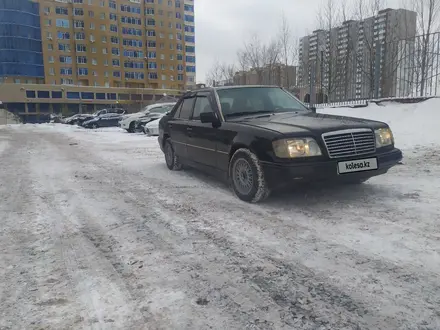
[261,148,403,189]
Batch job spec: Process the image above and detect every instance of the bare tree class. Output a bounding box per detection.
[243,34,265,84]
[278,13,296,88]
[236,50,250,84]
[261,38,281,85]
[206,60,237,86]
[404,0,440,95]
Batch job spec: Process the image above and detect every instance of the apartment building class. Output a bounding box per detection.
[298,8,417,102]
[0,0,196,90]
[233,65,297,88]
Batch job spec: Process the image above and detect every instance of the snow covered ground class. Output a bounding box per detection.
[0,99,439,329]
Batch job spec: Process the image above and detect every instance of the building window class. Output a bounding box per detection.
[111,36,119,44]
[58,43,71,51]
[102,36,107,43]
[44,19,51,27]
[113,71,121,77]
[104,59,108,66]
[89,10,94,17]
[160,54,165,59]
[168,0,172,6]
[161,74,166,80]
[185,25,195,33]
[100,13,106,19]
[159,43,164,49]
[62,79,75,85]
[112,59,120,66]
[148,61,157,69]
[77,56,87,64]
[185,45,195,53]
[49,68,55,75]
[175,0,181,7]
[148,51,156,59]
[110,24,118,32]
[186,66,196,73]
[161,64,165,70]
[104,72,109,77]
[74,8,84,16]
[55,7,68,15]
[109,0,116,9]
[76,44,86,52]
[100,24,106,31]
[52,91,63,98]
[74,20,85,28]
[91,47,97,53]
[147,18,155,26]
[177,74,183,81]
[60,55,72,64]
[112,48,120,55]
[159,33,164,38]
[73,0,83,3]
[67,92,80,98]
[56,19,70,28]
[96,92,106,99]
[92,59,97,65]
[103,48,108,54]
[170,44,174,50]
[60,67,73,75]
[185,55,195,63]
[147,30,156,37]
[177,43,183,51]
[75,32,85,40]
[177,64,183,71]
[148,72,158,79]
[48,44,53,51]
[110,13,117,21]
[48,56,54,63]
[57,31,70,40]
[177,54,183,61]
[100,0,105,6]
[90,22,95,29]
[44,7,50,14]
[78,68,89,76]
[169,33,174,40]
[146,8,154,15]
[176,12,181,19]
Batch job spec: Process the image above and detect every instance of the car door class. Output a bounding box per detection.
[186,92,219,168]
[167,96,196,161]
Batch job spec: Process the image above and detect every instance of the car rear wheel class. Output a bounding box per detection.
[229,148,270,203]
[128,121,136,133]
[164,139,183,171]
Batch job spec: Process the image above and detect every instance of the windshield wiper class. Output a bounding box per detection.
[225,111,274,118]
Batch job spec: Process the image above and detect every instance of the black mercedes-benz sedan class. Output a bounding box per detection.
[157,86,403,203]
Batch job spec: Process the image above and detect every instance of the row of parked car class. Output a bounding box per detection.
[62,102,176,136]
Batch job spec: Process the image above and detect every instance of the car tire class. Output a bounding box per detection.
[92,123,99,129]
[128,122,136,133]
[164,139,183,171]
[229,148,270,203]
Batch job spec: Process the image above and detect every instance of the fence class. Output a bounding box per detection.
[297,32,440,106]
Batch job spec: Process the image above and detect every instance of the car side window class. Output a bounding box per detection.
[172,102,184,119]
[178,97,195,120]
[192,96,214,120]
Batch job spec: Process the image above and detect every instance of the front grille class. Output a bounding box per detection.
[322,128,376,159]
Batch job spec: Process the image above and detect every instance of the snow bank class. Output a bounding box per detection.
[320,98,440,150]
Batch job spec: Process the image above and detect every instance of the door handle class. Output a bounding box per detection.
[186,127,193,131]
[169,123,173,129]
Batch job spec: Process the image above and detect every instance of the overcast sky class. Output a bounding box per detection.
[194,0,401,83]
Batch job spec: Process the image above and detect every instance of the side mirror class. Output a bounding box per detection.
[310,106,317,113]
[200,112,220,127]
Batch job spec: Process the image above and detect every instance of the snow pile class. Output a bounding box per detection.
[320,98,440,150]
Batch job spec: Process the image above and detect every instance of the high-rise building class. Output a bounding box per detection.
[0,0,196,90]
[298,8,417,102]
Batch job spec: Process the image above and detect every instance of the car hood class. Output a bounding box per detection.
[233,111,386,135]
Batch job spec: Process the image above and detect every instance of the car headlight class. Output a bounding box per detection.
[272,138,322,158]
[375,128,394,148]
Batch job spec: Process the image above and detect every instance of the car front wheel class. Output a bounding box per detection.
[229,148,270,203]
[164,139,183,171]
[128,122,136,133]
[92,123,99,129]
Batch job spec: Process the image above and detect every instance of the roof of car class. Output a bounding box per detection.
[189,85,282,93]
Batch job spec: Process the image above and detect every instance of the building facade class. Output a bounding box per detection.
[298,8,417,103]
[233,65,297,88]
[0,0,196,90]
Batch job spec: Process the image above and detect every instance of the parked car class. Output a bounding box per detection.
[158,85,403,203]
[143,117,161,136]
[119,102,176,133]
[64,114,95,125]
[82,113,124,129]
[134,104,174,132]
[64,108,125,125]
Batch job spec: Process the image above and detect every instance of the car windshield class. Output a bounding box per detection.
[150,105,173,114]
[217,87,309,119]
